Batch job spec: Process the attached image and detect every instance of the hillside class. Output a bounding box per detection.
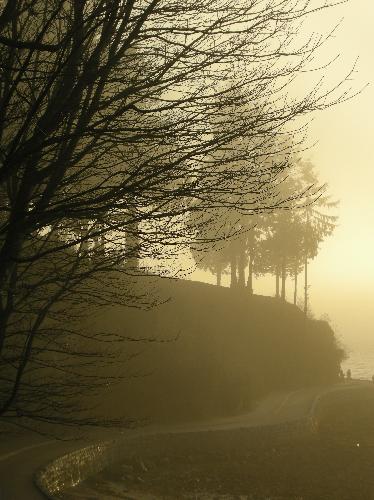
[85,276,344,423]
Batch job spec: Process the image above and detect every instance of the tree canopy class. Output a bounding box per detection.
[189,158,338,310]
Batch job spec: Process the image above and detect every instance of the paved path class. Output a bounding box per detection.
[0,434,86,500]
[147,381,370,436]
[0,380,369,499]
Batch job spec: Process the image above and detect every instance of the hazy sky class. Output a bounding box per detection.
[191,0,374,350]
[302,0,374,345]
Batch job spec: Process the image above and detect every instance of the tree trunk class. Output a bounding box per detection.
[304,256,308,316]
[216,263,222,286]
[92,223,105,258]
[275,263,280,298]
[80,220,89,256]
[230,253,237,288]
[247,252,253,295]
[125,215,140,272]
[281,256,286,301]
[237,249,246,288]
[293,264,298,305]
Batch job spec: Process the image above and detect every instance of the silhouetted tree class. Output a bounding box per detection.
[297,161,339,315]
[188,208,231,286]
[256,160,338,306]
[0,0,349,427]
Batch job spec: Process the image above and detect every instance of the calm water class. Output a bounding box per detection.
[341,337,374,380]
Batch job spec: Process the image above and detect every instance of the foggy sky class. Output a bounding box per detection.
[192,0,374,350]
[304,0,374,345]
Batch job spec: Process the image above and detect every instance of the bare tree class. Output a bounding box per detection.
[0,0,352,427]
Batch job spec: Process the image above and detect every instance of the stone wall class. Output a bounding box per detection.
[34,420,312,499]
[34,438,124,499]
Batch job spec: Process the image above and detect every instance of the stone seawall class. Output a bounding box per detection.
[34,438,124,499]
[34,420,312,499]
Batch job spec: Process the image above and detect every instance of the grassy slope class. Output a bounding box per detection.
[87,277,344,423]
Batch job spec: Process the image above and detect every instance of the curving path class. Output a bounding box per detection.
[0,380,369,499]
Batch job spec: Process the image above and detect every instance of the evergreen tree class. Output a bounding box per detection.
[297,161,339,314]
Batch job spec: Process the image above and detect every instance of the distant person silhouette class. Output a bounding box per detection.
[339,368,345,382]
[346,369,352,381]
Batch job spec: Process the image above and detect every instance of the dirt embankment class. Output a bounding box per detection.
[90,277,344,423]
